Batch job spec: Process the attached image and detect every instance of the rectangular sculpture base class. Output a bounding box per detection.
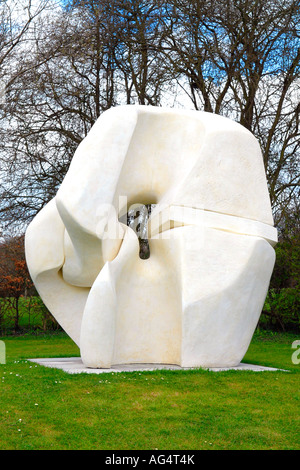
[28,357,286,374]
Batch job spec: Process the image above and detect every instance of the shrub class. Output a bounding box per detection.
[260,287,300,331]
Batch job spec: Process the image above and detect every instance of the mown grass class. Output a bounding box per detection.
[0,330,299,450]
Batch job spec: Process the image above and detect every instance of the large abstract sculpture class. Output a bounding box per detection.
[25,105,277,368]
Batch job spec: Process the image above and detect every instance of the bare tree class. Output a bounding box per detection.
[161,0,300,222]
[0,0,298,231]
[0,0,56,230]
[0,0,172,230]
[0,0,120,229]
[0,0,51,92]
[112,0,170,105]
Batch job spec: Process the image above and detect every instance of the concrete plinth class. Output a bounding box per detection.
[28,357,286,374]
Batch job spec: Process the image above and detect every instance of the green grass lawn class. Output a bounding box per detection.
[0,330,299,450]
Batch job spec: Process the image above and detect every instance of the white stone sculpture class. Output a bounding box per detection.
[25,105,277,368]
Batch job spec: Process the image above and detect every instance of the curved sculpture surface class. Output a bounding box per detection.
[25,105,277,368]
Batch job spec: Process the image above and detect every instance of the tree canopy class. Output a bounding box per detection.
[0,0,299,231]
